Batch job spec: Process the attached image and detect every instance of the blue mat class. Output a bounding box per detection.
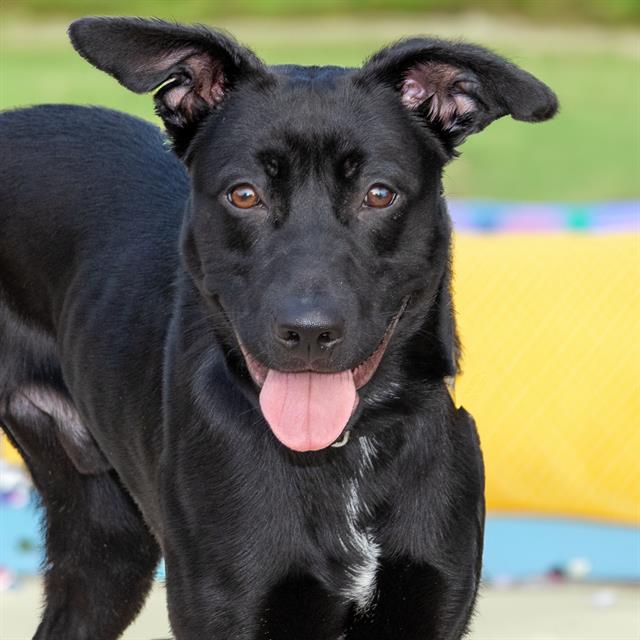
[484,516,640,581]
[2,497,638,581]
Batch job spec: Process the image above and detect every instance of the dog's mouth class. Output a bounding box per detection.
[238,297,409,453]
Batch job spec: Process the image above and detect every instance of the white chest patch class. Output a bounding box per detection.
[339,436,381,611]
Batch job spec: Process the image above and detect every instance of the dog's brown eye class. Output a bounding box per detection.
[228,184,260,209]
[364,184,396,208]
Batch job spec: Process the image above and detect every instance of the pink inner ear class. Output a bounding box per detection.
[401,77,429,108]
[154,49,226,118]
[401,62,476,130]
[185,54,226,106]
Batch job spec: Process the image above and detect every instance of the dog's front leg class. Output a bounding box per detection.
[162,541,350,640]
[158,460,349,639]
[162,550,258,640]
[345,553,481,640]
[347,407,485,640]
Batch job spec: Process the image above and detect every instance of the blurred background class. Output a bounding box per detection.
[1,1,638,638]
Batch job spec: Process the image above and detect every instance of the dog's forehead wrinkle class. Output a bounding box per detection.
[254,132,421,198]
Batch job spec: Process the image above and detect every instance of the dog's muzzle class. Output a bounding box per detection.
[239,297,410,452]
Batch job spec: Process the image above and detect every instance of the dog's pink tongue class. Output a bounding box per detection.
[259,370,357,452]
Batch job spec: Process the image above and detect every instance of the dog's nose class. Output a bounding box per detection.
[274,304,345,361]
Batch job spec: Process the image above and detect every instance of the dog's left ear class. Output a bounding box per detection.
[356,38,558,153]
[69,17,268,156]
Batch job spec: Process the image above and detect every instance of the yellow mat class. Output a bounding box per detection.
[454,233,639,525]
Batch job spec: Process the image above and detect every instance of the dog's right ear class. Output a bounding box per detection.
[69,17,268,156]
[356,37,558,156]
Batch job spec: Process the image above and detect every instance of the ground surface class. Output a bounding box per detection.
[1,580,638,639]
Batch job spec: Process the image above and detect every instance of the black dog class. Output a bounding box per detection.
[0,17,557,639]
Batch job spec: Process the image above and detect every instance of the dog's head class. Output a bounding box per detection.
[70,18,557,452]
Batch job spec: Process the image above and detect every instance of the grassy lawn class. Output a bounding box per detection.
[1,15,638,201]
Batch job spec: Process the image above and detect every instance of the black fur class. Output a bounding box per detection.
[0,18,557,639]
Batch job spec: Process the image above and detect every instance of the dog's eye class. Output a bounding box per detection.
[363,184,396,208]
[228,184,261,209]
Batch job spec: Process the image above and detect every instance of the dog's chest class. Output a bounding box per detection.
[337,436,381,610]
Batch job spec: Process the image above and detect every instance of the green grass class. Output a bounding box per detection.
[1,16,638,201]
[11,0,640,24]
